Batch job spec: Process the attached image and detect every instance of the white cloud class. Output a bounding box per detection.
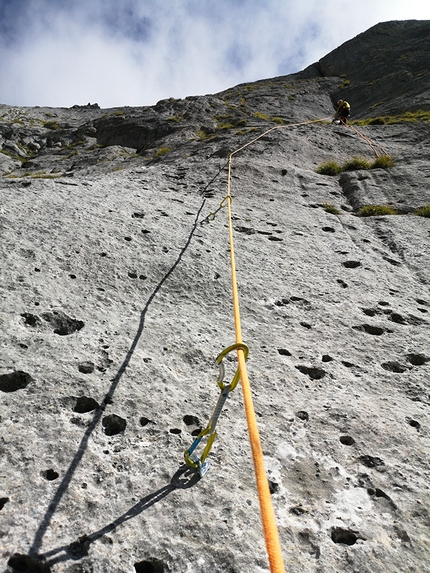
[0,0,429,108]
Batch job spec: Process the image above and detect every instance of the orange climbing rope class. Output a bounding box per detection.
[224,117,333,573]
[223,117,350,573]
[343,121,389,157]
[216,114,389,573]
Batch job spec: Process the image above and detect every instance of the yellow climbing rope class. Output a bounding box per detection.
[206,114,390,573]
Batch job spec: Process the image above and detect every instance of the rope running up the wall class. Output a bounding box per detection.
[222,116,388,573]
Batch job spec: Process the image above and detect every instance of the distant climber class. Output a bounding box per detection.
[333,100,350,124]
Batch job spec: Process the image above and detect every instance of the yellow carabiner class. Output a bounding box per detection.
[216,342,249,391]
[219,195,232,208]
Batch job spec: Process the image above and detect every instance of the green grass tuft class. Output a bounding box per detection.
[254,112,270,120]
[153,147,171,159]
[42,120,61,130]
[352,110,430,126]
[316,161,342,175]
[372,155,395,169]
[359,205,398,217]
[343,157,372,171]
[317,155,395,175]
[322,203,342,215]
[414,205,430,218]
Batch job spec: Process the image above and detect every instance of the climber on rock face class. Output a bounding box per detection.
[333,99,351,124]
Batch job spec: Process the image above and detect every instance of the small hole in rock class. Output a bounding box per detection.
[21,313,40,327]
[339,435,355,445]
[406,353,428,366]
[140,416,151,427]
[331,527,358,545]
[389,312,406,324]
[78,361,95,374]
[102,414,127,436]
[277,348,291,356]
[124,236,132,241]
[381,361,406,373]
[353,324,384,336]
[67,535,90,559]
[0,370,33,393]
[42,469,59,481]
[322,227,335,233]
[296,411,309,421]
[342,260,361,269]
[295,365,326,380]
[408,419,420,430]
[268,480,279,494]
[322,354,333,362]
[359,455,384,468]
[362,308,377,317]
[134,559,164,573]
[169,428,181,434]
[183,415,200,426]
[0,497,9,510]
[8,554,51,573]
[74,396,99,413]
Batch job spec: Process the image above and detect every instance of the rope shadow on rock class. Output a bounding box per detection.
[15,198,207,568]
[30,465,201,570]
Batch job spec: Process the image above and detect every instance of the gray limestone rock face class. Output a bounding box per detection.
[1,19,429,573]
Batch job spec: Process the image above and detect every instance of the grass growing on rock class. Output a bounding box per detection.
[343,157,372,171]
[317,155,395,175]
[153,147,171,160]
[415,205,430,218]
[359,205,398,216]
[322,203,342,215]
[372,155,395,168]
[352,110,430,125]
[42,120,62,130]
[316,161,342,175]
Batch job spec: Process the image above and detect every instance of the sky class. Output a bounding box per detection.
[0,0,429,109]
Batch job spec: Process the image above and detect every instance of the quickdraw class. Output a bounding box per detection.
[202,195,232,223]
[184,342,249,477]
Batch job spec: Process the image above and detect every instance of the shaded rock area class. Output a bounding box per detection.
[1,20,429,573]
